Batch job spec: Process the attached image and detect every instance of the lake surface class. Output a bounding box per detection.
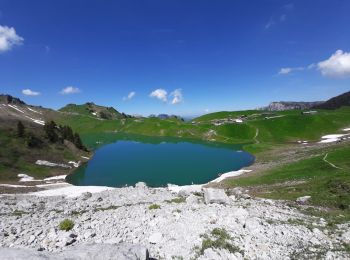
[67,137,254,187]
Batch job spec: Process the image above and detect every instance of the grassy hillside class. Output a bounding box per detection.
[0,120,89,182]
[59,102,127,120]
[55,106,350,150]
[224,143,350,224]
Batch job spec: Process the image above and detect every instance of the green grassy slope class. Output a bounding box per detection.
[59,102,126,119]
[225,144,350,222]
[0,123,87,181]
[56,107,350,149]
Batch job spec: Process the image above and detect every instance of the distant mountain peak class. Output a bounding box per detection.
[0,94,26,105]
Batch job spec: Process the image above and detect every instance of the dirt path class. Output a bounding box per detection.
[253,128,259,143]
[323,153,343,169]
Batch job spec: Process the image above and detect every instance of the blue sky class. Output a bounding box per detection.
[1,0,350,116]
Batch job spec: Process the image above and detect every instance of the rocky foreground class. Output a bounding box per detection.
[0,184,349,259]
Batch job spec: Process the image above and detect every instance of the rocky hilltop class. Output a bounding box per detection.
[262,101,324,111]
[0,184,349,259]
[59,102,131,120]
[313,91,350,110]
[0,94,26,105]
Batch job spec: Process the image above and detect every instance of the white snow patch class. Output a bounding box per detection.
[343,128,350,131]
[68,161,80,168]
[18,174,36,182]
[321,134,347,139]
[211,169,252,183]
[8,104,25,114]
[33,119,45,125]
[0,184,30,188]
[35,160,71,168]
[43,175,67,181]
[168,184,203,194]
[92,112,97,116]
[35,183,69,188]
[30,185,115,198]
[27,107,42,114]
[319,138,340,143]
[24,115,45,125]
[318,134,349,143]
[81,156,90,160]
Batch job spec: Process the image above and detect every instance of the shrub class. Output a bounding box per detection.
[149,204,161,210]
[59,219,74,231]
[165,197,186,204]
[196,228,242,256]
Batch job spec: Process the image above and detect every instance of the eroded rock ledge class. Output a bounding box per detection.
[0,184,349,259]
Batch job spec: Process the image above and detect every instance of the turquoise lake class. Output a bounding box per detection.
[67,136,254,187]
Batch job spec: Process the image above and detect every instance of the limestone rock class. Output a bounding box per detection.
[81,192,92,200]
[149,232,162,244]
[203,188,230,205]
[296,196,311,204]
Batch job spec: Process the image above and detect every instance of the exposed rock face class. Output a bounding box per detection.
[203,188,230,205]
[0,94,26,105]
[0,244,149,260]
[262,101,324,111]
[0,185,349,259]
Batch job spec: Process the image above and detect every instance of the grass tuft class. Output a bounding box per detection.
[149,204,161,210]
[59,219,74,231]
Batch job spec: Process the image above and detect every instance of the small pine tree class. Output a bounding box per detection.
[44,121,58,142]
[73,133,84,150]
[17,121,25,137]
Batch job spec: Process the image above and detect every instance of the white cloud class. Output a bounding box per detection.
[204,108,210,113]
[317,50,350,78]
[278,67,304,75]
[22,89,40,96]
[149,88,167,102]
[123,91,136,101]
[0,25,23,53]
[170,89,183,105]
[60,86,81,95]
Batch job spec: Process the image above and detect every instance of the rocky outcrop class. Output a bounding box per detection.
[0,185,349,259]
[203,188,230,205]
[0,94,26,105]
[262,101,324,111]
[0,243,149,260]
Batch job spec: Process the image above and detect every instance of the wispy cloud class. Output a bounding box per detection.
[280,14,287,22]
[22,89,40,96]
[264,17,275,29]
[170,89,183,104]
[60,86,81,95]
[265,3,294,30]
[123,91,136,101]
[278,67,304,75]
[283,3,294,11]
[0,25,23,53]
[149,89,167,102]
